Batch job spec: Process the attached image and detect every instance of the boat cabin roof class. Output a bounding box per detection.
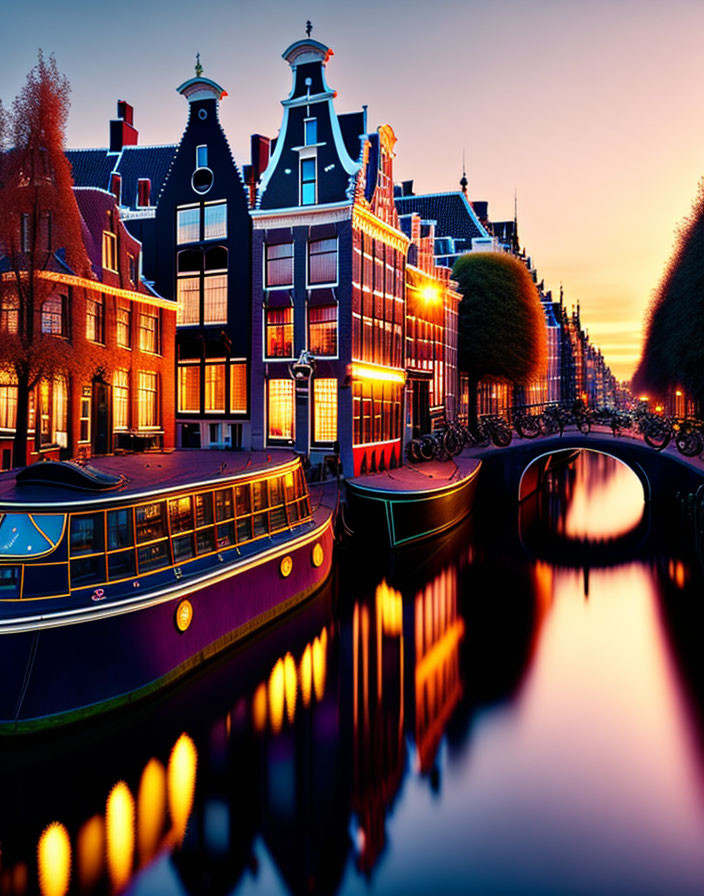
[0,450,300,512]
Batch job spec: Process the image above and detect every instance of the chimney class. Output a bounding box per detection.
[110,100,138,153]
[250,134,271,183]
[402,180,414,196]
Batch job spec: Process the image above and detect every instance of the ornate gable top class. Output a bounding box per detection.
[282,38,333,67]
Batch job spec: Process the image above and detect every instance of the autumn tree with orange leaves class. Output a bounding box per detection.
[0,51,95,465]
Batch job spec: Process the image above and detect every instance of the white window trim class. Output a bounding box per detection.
[263,242,295,290]
[262,305,296,362]
[203,200,227,242]
[306,299,339,360]
[265,380,295,443]
[299,153,317,207]
[306,237,339,289]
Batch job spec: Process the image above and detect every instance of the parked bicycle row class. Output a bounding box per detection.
[406,404,704,464]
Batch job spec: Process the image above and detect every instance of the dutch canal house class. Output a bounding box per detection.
[0,175,176,468]
[251,35,410,477]
[67,63,252,452]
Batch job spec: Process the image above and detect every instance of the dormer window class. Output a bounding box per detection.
[304,119,317,146]
[300,158,316,206]
[137,179,151,207]
[196,145,208,168]
[110,174,122,206]
[102,231,117,272]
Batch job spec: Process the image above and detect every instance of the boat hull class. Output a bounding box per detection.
[345,462,481,548]
[0,512,334,734]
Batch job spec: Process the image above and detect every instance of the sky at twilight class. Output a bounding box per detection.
[3,0,703,382]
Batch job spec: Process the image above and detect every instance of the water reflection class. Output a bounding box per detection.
[2,453,704,894]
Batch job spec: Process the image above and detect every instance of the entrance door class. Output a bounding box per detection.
[93,381,110,455]
[412,380,430,438]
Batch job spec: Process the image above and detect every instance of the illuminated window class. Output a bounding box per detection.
[267,379,294,440]
[138,306,160,353]
[304,118,317,146]
[177,277,200,326]
[178,365,200,413]
[102,231,117,272]
[0,382,17,429]
[0,297,18,334]
[308,238,337,286]
[314,379,337,443]
[79,386,91,442]
[52,377,67,448]
[116,300,132,348]
[265,242,294,288]
[266,306,293,358]
[41,294,65,336]
[86,296,104,343]
[204,247,228,324]
[204,202,227,240]
[113,370,129,431]
[138,372,159,429]
[230,362,247,413]
[204,363,226,413]
[177,206,200,244]
[300,158,316,206]
[308,304,337,355]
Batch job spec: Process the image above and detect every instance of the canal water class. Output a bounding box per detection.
[3,450,704,896]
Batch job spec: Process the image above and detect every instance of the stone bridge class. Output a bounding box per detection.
[469,427,704,506]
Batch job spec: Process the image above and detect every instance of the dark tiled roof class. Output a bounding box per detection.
[338,111,365,161]
[394,192,488,244]
[66,145,177,210]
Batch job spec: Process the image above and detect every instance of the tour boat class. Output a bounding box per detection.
[345,456,482,548]
[0,450,334,734]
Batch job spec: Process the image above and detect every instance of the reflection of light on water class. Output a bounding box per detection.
[300,643,313,707]
[137,759,167,864]
[268,658,285,734]
[284,652,297,723]
[563,452,644,540]
[37,822,71,896]
[106,782,134,891]
[167,733,197,846]
[252,682,267,732]
[77,816,104,892]
[668,559,688,589]
[312,632,326,701]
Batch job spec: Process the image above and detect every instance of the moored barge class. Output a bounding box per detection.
[0,450,333,733]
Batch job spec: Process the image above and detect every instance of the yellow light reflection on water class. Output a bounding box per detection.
[77,815,104,892]
[138,759,167,864]
[167,733,198,846]
[252,682,267,732]
[563,452,644,540]
[300,643,313,708]
[37,822,71,896]
[284,652,297,724]
[312,633,327,701]
[106,781,135,891]
[268,658,285,734]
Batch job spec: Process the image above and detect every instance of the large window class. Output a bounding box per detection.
[204,363,226,413]
[265,242,294,288]
[176,206,200,244]
[267,380,294,440]
[352,380,402,446]
[308,238,337,286]
[230,362,247,413]
[204,202,227,240]
[0,383,17,429]
[41,294,66,336]
[313,379,337,443]
[178,365,200,413]
[102,231,117,272]
[116,300,132,348]
[138,372,159,429]
[138,306,160,354]
[86,296,104,343]
[177,202,227,244]
[265,306,293,358]
[79,386,91,443]
[300,158,316,206]
[308,304,337,356]
[113,370,129,431]
[177,247,227,326]
[0,297,18,334]
[38,377,67,447]
[203,247,228,324]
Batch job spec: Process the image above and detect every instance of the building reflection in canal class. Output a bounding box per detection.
[4,449,704,894]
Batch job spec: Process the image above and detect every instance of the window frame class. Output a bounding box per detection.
[307,237,338,288]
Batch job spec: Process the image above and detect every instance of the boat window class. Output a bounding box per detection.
[0,567,20,598]
[108,549,136,581]
[270,505,287,531]
[136,502,167,543]
[70,513,105,556]
[195,493,213,528]
[284,471,296,503]
[215,488,233,522]
[252,481,269,511]
[216,522,235,548]
[235,484,251,516]
[269,477,283,507]
[0,514,57,557]
[138,540,169,573]
[253,512,268,538]
[236,517,252,542]
[196,527,215,555]
[71,555,105,587]
[173,533,195,562]
[107,509,133,550]
[288,501,301,523]
[169,496,193,534]
[34,514,65,545]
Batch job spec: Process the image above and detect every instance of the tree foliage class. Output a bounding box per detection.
[0,51,92,464]
[452,251,548,387]
[633,180,704,405]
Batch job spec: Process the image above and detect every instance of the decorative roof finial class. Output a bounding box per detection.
[460,149,468,195]
[195,52,203,78]
[306,20,313,37]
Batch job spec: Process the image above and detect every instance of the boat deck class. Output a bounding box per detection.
[349,455,481,495]
[0,449,298,508]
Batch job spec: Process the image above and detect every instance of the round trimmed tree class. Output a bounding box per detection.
[452,251,547,426]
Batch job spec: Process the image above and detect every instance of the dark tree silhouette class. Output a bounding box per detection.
[0,51,92,465]
[634,180,704,409]
[452,251,547,425]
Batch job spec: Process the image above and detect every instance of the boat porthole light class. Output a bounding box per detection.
[280,556,293,578]
[312,543,324,568]
[175,600,193,633]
